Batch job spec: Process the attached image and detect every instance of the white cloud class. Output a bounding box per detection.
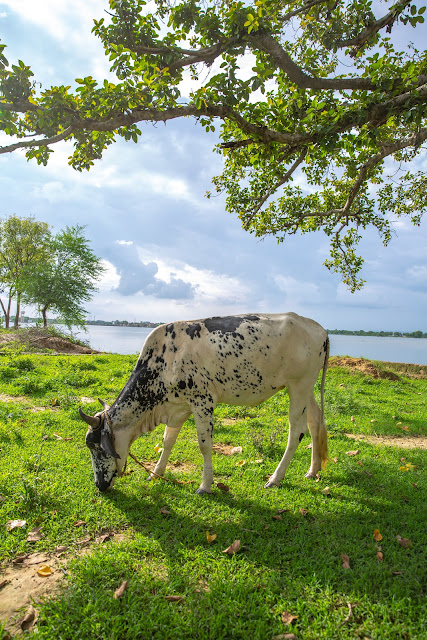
[274,274,320,308]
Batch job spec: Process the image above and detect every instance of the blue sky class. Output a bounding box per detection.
[0,0,426,331]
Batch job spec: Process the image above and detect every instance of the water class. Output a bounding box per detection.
[74,324,427,365]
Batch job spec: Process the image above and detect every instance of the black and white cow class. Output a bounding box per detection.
[80,313,329,493]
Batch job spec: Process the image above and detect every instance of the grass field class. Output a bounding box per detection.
[0,347,426,639]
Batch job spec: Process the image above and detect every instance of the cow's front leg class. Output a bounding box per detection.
[192,404,214,494]
[265,382,310,488]
[149,424,182,480]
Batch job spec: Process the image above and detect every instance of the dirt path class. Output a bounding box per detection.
[345,433,427,449]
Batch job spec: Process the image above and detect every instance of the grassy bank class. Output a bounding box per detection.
[0,350,426,639]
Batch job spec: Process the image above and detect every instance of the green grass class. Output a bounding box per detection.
[0,352,426,639]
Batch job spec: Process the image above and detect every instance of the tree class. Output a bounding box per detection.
[1,0,426,289]
[0,215,51,329]
[22,225,105,329]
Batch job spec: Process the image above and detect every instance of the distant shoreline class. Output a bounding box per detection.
[11,318,427,338]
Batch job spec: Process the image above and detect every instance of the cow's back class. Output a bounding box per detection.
[145,313,328,406]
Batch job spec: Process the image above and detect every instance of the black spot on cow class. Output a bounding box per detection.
[178,381,186,390]
[186,323,202,340]
[204,315,259,334]
[302,406,306,415]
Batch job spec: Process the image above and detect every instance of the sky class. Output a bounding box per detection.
[0,0,426,332]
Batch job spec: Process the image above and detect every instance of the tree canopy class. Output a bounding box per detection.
[1,0,426,289]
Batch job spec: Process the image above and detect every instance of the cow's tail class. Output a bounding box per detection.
[319,336,329,469]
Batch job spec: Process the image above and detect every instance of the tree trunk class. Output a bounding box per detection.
[14,292,21,330]
[42,306,48,328]
[0,297,9,328]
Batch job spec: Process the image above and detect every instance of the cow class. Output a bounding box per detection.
[79,312,329,493]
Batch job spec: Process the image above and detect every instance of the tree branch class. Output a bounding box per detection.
[335,0,411,53]
[0,126,73,155]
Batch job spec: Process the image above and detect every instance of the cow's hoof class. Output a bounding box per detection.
[195,488,212,495]
[305,471,318,479]
[264,480,279,489]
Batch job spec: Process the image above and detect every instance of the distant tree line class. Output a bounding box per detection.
[328,329,427,339]
[0,215,104,330]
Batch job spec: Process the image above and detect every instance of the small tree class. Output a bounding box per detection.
[0,215,51,329]
[22,225,105,329]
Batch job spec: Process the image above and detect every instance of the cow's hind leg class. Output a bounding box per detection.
[265,381,311,488]
[192,404,214,494]
[149,424,183,480]
[305,393,328,478]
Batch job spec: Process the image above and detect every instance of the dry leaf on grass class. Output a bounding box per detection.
[281,610,298,625]
[216,482,230,492]
[230,446,243,455]
[377,551,384,562]
[299,508,308,517]
[21,605,36,631]
[55,545,68,553]
[160,507,171,515]
[113,580,128,599]
[277,508,290,515]
[322,487,331,495]
[26,526,43,542]
[73,520,86,527]
[165,595,183,602]
[6,519,26,531]
[341,554,350,569]
[272,634,298,640]
[373,529,383,541]
[346,450,360,457]
[37,565,53,577]
[223,539,241,555]
[206,532,217,544]
[236,459,246,467]
[396,535,412,548]
[272,515,283,521]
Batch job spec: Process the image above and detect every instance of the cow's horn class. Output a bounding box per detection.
[79,408,101,430]
[98,398,111,411]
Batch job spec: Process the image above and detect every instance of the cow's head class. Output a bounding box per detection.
[79,399,121,492]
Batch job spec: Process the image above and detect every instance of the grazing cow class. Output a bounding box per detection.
[79,313,329,493]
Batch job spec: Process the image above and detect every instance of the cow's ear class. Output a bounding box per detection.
[100,430,120,459]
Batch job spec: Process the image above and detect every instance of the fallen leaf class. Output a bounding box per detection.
[26,526,43,542]
[356,460,364,466]
[21,605,36,631]
[216,482,229,492]
[332,457,339,463]
[24,554,50,566]
[304,443,312,449]
[272,635,298,640]
[281,610,298,625]
[365,470,373,477]
[272,515,283,521]
[73,520,86,527]
[6,519,26,531]
[160,507,171,515]
[206,532,217,543]
[396,535,412,548]
[154,444,163,453]
[52,433,63,440]
[97,533,112,544]
[254,459,263,464]
[277,508,290,515]
[12,554,30,564]
[373,529,383,542]
[55,545,69,553]
[113,580,128,599]
[350,416,355,422]
[346,450,360,457]
[322,487,331,495]
[377,551,384,562]
[299,508,308,516]
[51,398,59,406]
[165,595,184,602]
[397,425,410,432]
[76,536,92,546]
[370,419,377,423]
[0,578,9,590]
[341,553,350,569]
[37,565,53,577]
[236,459,246,466]
[392,571,404,576]
[230,446,243,455]
[223,539,241,555]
